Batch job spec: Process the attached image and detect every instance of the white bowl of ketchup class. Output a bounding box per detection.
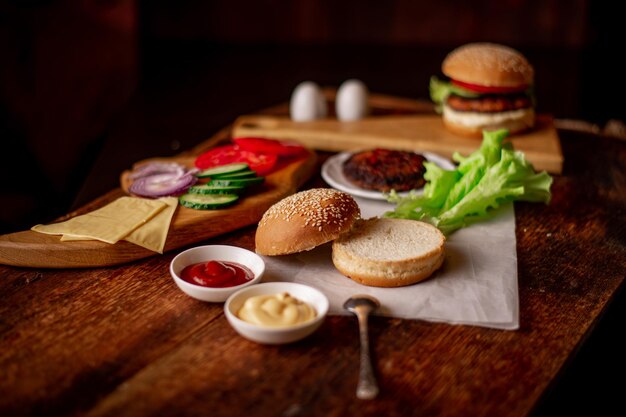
[170,245,265,302]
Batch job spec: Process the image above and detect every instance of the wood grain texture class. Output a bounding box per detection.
[0,96,624,417]
[232,114,563,174]
[0,148,317,269]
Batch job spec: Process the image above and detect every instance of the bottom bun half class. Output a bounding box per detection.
[331,218,445,287]
[443,105,535,137]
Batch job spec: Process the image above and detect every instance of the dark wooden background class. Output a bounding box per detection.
[1,1,624,415]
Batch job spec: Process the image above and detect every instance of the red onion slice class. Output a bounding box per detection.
[128,162,187,180]
[129,172,197,197]
[127,161,200,198]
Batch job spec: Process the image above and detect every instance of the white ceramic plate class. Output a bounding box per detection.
[321,151,455,200]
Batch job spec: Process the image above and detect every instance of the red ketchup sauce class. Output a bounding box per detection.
[180,260,254,288]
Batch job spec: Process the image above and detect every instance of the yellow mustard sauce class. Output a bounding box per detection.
[237,292,316,328]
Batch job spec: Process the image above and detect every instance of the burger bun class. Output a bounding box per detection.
[255,188,360,256]
[332,218,445,287]
[443,42,534,87]
[442,105,535,137]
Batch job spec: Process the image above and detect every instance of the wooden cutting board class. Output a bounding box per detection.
[232,114,563,174]
[0,151,317,269]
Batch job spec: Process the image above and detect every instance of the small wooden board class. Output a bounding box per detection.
[232,114,563,174]
[0,151,317,269]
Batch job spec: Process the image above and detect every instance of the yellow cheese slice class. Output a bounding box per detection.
[58,197,178,253]
[32,197,167,244]
[123,197,177,253]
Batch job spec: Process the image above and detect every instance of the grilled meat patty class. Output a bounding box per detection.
[342,149,427,192]
[447,93,532,113]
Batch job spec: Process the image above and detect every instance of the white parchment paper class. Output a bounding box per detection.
[261,197,519,330]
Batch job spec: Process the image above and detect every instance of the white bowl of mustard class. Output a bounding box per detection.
[224,282,329,345]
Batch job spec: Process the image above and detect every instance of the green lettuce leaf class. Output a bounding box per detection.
[385,129,553,234]
[429,76,481,113]
[429,76,451,112]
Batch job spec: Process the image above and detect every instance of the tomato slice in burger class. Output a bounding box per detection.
[233,137,306,157]
[452,79,528,94]
[195,145,278,176]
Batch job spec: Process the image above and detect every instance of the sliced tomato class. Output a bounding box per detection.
[195,144,277,176]
[451,79,528,94]
[233,137,306,157]
[194,144,241,168]
[236,150,277,176]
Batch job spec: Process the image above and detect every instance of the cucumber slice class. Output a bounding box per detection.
[187,184,245,195]
[179,193,239,210]
[195,163,250,178]
[214,170,257,179]
[209,176,265,187]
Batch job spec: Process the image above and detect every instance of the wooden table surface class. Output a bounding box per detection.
[1,100,625,417]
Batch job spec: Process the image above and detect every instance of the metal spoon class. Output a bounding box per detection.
[343,294,380,400]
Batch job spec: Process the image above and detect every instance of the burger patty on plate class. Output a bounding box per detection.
[447,93,532,113]
[342,149,427,192]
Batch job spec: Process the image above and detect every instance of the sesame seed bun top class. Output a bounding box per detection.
[255,188,361,256]
[442,42,534,87]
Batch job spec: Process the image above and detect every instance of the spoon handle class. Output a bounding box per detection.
[356,311,379,400]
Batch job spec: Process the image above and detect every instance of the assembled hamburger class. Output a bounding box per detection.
[430,42,535,136]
